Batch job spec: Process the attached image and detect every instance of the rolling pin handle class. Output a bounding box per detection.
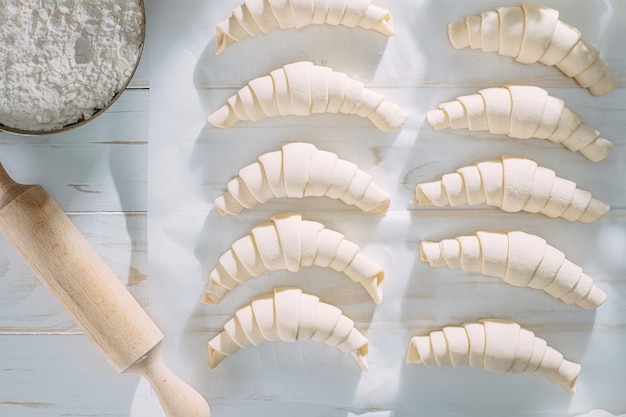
[128,343,211,417]
[0,163,32,210]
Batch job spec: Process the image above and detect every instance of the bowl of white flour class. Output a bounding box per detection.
[0,0,145,135]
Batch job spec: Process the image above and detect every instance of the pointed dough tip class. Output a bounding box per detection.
[406,337,428,364]
[577,285,607,309]
[426,109,449,130]
[579,198,610,223]
[448,20,470,49]
[415,181,449,206]
[214,196,228,216]
[208,104,240,128]
[579,137,613,162]
[359,274,384,304]
[352,349,369,370]
[557,360,582,395]
[214,192,244,216]
[215,25,230,55]
[374,13,395,36]
[414,186,431,205]
[373,198,391,213]
[201,289,222,305]
[207,346,225,369]
[419,240,444,264]
[588,72,615,96]
[367,101,408,131]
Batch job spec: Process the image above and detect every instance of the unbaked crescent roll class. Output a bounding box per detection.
[406,319,581,394]
[208,287,369,369]
[215,0,395,55]
[420,230,607,309]
[208,61,408,131]
[448,2,614,96]
[414,154,609,223]
[202,213,385,305]
[215,142,391,215]
[427,85,613,162]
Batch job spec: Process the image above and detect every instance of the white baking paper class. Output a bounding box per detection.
[147,1,626,416]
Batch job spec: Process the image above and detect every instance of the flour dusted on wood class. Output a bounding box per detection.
[0,0,144,132]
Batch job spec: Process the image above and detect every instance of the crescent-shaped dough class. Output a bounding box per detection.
[448,3,614,96]
[215,0,395,55]
[215,142,391,215]
[208,288,369,369]
[202,213,385,305]
[406,319,581,394]
[420,230,607,309]
[414,154,609,223]
[208,61,408,131]
[427,85,613,162]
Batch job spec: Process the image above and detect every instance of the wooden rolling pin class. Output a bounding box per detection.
[0,163,210,417]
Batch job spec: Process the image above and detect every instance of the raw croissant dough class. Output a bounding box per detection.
[420,230,607,309]
[203,213,385,304]
[414,154,609,223]
[208,287,369,369]
[406,319,581,394]
[448,2,613,96]
[215,0,395,55]
[207,61,408,131]
[427,85,613,162]
[215,142,391,215]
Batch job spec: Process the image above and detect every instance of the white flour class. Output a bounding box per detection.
[0,0,144,132]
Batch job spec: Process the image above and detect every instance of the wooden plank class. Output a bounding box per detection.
[0,89,148,144]
[0,90,148,213]
[0,334,143,417]
[0,213,150,333]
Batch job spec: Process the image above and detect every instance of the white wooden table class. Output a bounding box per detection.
[0,3,151,414]
[2,1,626,416]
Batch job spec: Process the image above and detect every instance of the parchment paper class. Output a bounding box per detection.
[147,1,626,416]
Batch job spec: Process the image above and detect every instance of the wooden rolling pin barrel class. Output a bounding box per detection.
[0,163,210,417]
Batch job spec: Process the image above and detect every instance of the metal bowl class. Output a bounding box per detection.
[0,0,146,136]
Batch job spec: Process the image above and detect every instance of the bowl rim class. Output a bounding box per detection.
[0,0,147,137]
